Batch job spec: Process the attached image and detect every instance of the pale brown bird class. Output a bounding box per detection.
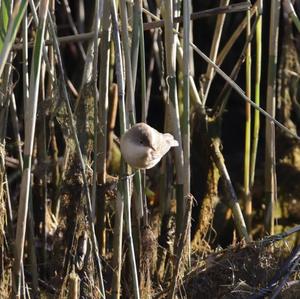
[120,122,179,169]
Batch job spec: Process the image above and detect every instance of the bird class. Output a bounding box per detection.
[120,122,179,169]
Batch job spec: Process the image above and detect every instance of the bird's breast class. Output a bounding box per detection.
[120,140,150,169]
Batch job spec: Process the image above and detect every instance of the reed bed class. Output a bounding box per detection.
[0,1,300,298]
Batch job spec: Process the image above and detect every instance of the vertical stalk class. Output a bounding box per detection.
[38,44,48,279]
[183,0,190,198]
[111,1,140,298]
[96,0,111,255]
[22,5,29,113]
[250,1,262,187]
[119,0,135,125]
[265,0,280,234]
[111,194,124,299]
[91,0,102,218]
[97,0,111,185]
[13,1,49,296]
[48,0,60,221]
[162,0,184,238]
[138,1,148,226]
[139,3,147,123]
[27,174,39,297]
[188,0,194,77]
[119,0,144,223]
[183,0,191,265]
[131,0,141,92]
[176,40,202,105]
[244,2,252,233]
[91,3,103,267]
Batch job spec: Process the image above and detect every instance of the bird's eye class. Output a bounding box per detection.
[139,140,143,144]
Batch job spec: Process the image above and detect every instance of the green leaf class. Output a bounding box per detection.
[0,0,29,78]
[0,0,11,52]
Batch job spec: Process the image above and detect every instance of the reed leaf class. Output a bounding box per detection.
[0,0,28,77]
[0,0,11,52]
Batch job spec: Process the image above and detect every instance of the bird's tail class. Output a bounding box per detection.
[163,133,179,147]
